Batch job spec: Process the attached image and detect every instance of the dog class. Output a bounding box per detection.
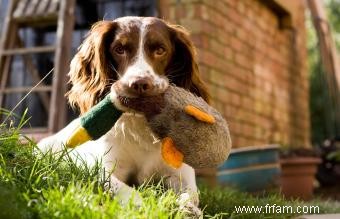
[38,16,210,216]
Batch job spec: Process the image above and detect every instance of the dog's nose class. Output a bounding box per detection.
[129,77,154,95]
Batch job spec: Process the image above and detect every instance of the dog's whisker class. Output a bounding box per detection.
[166,72,189,80]
[109,63,120,75]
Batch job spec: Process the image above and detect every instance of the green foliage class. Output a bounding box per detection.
[0,183,33,219]
[327,150,340,161]
[308,0,340,144]
[308,57,336,143]
[327,0,340,49]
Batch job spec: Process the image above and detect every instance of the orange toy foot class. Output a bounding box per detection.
[184,105,215,124]
[161,137,184,169]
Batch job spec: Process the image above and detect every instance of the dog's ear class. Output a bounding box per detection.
[66,21,118,114]
[166,24,210,103]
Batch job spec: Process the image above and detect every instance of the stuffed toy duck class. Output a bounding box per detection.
[66,85,232,169]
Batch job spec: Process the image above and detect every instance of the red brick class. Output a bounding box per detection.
[179,19,202,34]
[236,0,246,14]
[235,53,250,69]
[199,50,217,67]
[230,36,244,52]
[226,6,242,25]
[222,20,236,34]
[216,29,232,46]
[162,0,310,148]
[237,137,248,147]
[230,93,241,106]
[210,39,225,56]
[224,76,247,94]
[224,105,237,118]
[224,47,234,61]
[235,28,249,43]
[224,0,237,8]
[215,86,232,104]
[242,123,255,137]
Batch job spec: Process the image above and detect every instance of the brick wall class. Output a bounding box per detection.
[159,0,310,148]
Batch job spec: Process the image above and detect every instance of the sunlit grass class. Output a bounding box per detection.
[1,110,340,219]
[0,120,184,219]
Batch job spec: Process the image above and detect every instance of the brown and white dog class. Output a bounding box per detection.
[38,16,209,215]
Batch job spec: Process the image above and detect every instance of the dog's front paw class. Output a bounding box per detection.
[37,136,65,154]
[177,193,202,218]
[115,185,143,207]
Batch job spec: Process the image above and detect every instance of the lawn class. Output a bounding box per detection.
[1,119,340,219]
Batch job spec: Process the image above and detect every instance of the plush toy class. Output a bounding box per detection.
[66,94,122,147]
[66,85,232,169]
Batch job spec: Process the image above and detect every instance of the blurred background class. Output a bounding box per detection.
[0,0,339,199]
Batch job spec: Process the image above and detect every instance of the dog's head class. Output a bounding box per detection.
[67,16,209,114]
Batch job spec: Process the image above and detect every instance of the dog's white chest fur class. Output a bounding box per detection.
[101,113,166,183]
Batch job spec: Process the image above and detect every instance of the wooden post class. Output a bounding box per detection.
[0,0,17,108]
[0,0,16,79]
[48,0,75,133]
[0,26,17,107]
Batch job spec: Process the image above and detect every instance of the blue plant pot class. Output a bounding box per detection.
[217,145,280,192]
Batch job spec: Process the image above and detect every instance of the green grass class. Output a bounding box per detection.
[1,114,340,219]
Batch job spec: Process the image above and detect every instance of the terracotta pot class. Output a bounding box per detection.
[280,157,321,200]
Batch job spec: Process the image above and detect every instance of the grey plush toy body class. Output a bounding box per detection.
[120,85,232,168]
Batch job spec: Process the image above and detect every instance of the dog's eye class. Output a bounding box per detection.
[114,45,125,55]
[155,46,166,56]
